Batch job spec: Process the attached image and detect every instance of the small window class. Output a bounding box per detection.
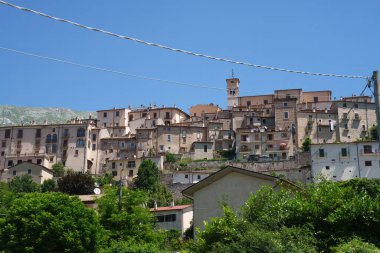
[77,128,86,137]
[319,149,325,157]
[343,103,347,108]
[363,145,373,154]
[197,175,201,180]
[92,134,96,141]
[63,129,69,137]
[75,150,79,156]
[128,170,133,177]
[17,129,23,138]
[204,145,208,152]
[341,148,348,157]
[314,97,318,102]
[264,100,268,105]
[104,112,107,118]
[365,161,372,166]
[1,151,4,156]
[325,166,330,170]
[13,170,17,176]
[112,171,117,177]
[167,135,171,142]
[165,214,176,222]
[185,174,189,179]
[284,112,289,119]
[116,111,120,117]
[127,161,136,168]
[112,162,116,169]
[1,140,5,148]
[247,101,251,107]
[5,129,11,138]
[354,104,358,108]
[35,129,42,138]
[17,160,22,164]
[28,169,32,175]
[283,102,288,107]
[92,144,96,151]
[37,159,42,165]
[76,139,85,148]
[103,122,107,127]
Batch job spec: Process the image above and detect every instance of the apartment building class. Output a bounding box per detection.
[311,141,380,181]
[0,118,97,174]
[189,103,221,118]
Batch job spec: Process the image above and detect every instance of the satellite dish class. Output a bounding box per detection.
[94,188,101,195]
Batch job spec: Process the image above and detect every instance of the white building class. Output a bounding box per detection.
[311,141,380,181]
[5,162,53,184]
[172,171,211,184]
[150,204,193,234]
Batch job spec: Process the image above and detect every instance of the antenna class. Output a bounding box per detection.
[231,69,235,78]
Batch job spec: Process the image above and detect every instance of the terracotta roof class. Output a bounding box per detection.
[150,204,192,212]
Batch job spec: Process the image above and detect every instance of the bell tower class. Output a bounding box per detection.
[227,76,240,109]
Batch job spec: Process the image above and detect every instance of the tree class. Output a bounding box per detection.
[52,161,65,177]
[135,160,173,207]
[57,171,95,195]
[135,160,161,190]
[370,125,378,141]
[331,238,380,253]
[41,179,57,192]
[0,182,14,215]
[8,175,39,193]
[94,172,115,186]
[0,192,104,252]
[97,186,162,243]
[165,152,177,163]
[302,137,312,152]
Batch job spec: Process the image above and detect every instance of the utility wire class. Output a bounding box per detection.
[0,46,225,91]
[0,0,369,80]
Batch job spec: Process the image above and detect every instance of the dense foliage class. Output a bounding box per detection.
[135,160,172,207]
[8,175,39,193]
[40,178,57,192]
[52,161,65,177]
[302,137,312,152]
[58,171,95,195]
[191,179,380,252]
[0,192,104,252]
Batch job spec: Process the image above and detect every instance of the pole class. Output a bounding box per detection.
[118,169,122,214]
[373,71,380,143]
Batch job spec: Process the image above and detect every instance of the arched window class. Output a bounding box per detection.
[76,139,85,148]
[46,134,52,143]
[52,134,58,143]
[77,128,85,137]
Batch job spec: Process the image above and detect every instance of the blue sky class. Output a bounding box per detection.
[0,1,379,112]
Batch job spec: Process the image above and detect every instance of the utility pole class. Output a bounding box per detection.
[373,70,380,143]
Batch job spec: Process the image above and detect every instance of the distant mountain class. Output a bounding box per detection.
[0,105,95,126]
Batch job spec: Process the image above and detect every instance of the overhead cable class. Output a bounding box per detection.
[0,0,369,80]
[0,46,225,90]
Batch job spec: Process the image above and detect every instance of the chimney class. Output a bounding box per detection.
[154,201,157,210]
[170,200,175,207]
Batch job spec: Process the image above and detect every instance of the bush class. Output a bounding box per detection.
[41,179,57,192]
[8,175,39,193]
[52,162,65,177]
[331,238,380,253]
[165,152,178,163]
[57,171,95,195]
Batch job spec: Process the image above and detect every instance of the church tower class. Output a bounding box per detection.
[226,77,240,109]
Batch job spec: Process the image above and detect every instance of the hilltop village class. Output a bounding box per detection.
[1,77,378,184]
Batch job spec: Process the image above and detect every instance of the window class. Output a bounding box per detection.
[255,145,260,149]
[267,134,273,140]
[52,144,57,153]
[1,140,5,148]
[344,123,348,130]
[343,103,347,108]
[130,143,135,149]
[92,144,96,151]
[13,170,16,176]
[17,160,22,164]
[159,145,164,152]
[36,129,41,138]
[204,145,208,152]
[197,175,201,180]
[52,128,56,133]
[37,159,42,165]
[77,128,86,137]
[167,135,171,142]
[76,139,85,148]
[319,149,325,157]
[247,101,251,107]
[46,134,52,143]
[75,150,79,156]
[116,111,120,117]
[266,109,270,114]
[52,134,57,143]
[341,148,348,157]
[28,169,31,175]
[112,171,117,177]
[153,113,157,118]
[363,145,373,154]
[103,112,107,118]
[1,151,4,156]
[92,134,96,141]
[112,162,116,169]
[325,166,330,170]
[63,129,69,137]
[5,129,11,138]
[354,104,358,108]
[185,174,189,179]
[283,102,288,107]
[63,140,68,147]
[365,161,372,166]
[103,122,107,127]
[228,132,232,139]
[165,112,170,119]
[314,97,318,102]
[241,135,248,141]
[17,129,23,138]
[264,100,268,105]
[284,112,289,119]
[8,160,13,167]
[128,170,133,177]
[127,161,136,168]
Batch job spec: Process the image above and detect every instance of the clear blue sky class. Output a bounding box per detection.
[0,1,379,112]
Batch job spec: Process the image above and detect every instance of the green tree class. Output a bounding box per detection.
[94,172,115,186]
[97,186,162,243]
[135,160,161,190]
[370,125,378,141]
[41,179,57,192]
[0,182,14,215]
[57,171,95,195]
[302,137,312,152]
[165,152,177,163]
[100,240,166,253]
[331,237,380,253]
[52,161,65,177]
[8,175,39,193]
[0,192,104,252]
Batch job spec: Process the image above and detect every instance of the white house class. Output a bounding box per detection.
[182,166,298,235]
[311,141,380,181]
[6,162,53,184]
[172,171,212,184]
[150,204,193,234]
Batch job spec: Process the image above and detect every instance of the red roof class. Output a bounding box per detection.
[150,204,192,212]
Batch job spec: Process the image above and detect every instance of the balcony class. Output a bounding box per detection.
[360,149,380,155]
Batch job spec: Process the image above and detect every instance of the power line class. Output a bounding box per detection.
[0,46,225,91]
[0,0,369,80]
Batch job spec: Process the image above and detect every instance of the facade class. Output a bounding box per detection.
[0,119,98,174]
[182,166,297,233]
[5,162,53,184]
[172,171,211,184]
[311,141,380,181]
[189,104,221,118]
[150,204,193,234]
